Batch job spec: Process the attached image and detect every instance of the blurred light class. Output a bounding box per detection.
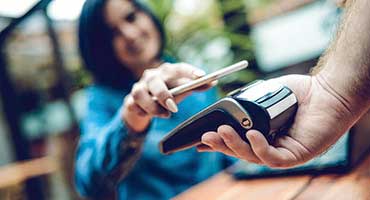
[0,0,85,20]
[202,37,231,60]
[168,0,215,33]
[173,0,212,16]
[0,0,38,17]
[47,0,86,21]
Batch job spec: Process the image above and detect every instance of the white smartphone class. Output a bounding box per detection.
[169,60,249,96]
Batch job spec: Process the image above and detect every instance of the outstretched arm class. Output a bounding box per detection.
[198,0,370,168]
[74,87,146,198]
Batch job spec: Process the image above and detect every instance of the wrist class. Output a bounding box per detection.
[122,109,151,134]
[312,72,370,124]
[314,50,370,111]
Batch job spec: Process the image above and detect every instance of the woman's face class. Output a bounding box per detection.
[104,0,161,69]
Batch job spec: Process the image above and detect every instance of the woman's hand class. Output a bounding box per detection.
[122,62,216,133]
[198,74,361,168]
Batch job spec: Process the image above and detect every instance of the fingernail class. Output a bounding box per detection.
[246,132,253,140]
[165,98,178,113]
[193,69,206,77]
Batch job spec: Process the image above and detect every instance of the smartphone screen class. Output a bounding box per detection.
[169,60,249,96]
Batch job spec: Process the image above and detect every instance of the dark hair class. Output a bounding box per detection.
[78,0,166,89]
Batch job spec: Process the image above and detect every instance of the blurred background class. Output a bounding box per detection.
[0,0,341,199]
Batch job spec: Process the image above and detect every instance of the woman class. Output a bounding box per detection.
[75,0,234,199]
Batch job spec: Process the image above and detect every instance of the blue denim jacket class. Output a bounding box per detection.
[74,84,234,200]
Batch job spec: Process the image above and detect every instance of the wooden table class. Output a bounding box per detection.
[173,153,370,200]
[0,156,57,189]
[0,157,58,199]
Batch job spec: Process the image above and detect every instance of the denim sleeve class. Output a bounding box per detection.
[74,88,147,198]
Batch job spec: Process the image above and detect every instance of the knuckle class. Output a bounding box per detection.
[217,125,226,133]
[142,70,149,78]
[143,69,152,75]
[180,63,195,71]
[124,96,134,106]
[165,67,175,76]
[179,62,190,68]
[201,133,216,145]
[131,84,145,100]
[183,63,196,71]
[162,62,172,69]
[131,83,141,91]
[156,90,171,101]
[146,74,157,82]
[131,90,142,100]
[123,95,132,104]
[159,63,171,73]
[217,126,233,138]
[142,69,155,79]
[175,65,189,77]
[201,134,211,144]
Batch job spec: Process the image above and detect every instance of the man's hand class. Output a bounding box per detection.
[198,74,359,168]
[198,0,370,168]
